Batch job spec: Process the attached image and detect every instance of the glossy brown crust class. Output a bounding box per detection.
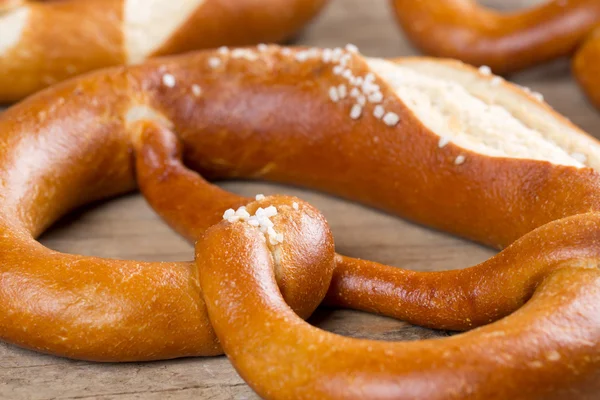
[151,0,328,57]
[0,0,327,102]
[0,0,125,102]
[0,47,599,399]
[389,0,600,110]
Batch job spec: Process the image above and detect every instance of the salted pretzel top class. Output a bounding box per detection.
[1,44,600,398]
[0,0,327,102]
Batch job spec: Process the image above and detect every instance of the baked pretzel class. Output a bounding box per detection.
[0,0,327,103]
[389,0,600,109]
[0,45,599,398]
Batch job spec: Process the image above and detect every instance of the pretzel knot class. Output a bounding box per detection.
[202,195,337,322]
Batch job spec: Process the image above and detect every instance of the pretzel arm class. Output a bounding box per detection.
[134,121,249,240]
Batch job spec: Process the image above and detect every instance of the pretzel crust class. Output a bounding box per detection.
[0,46,599,398]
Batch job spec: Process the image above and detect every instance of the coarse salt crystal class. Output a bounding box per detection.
[162,74,176,88]
[438,136,451,148]
[223,209,235,219]
[329,87,339,102]
[345,43,359,53]
[337,84,347,99]
[208,57,221,68]
[191,84,202,97]
[350,104,362,119]
[532,92,544,101]
[368,91,383,103]
[479,65,491,75]
[383,112,400,126]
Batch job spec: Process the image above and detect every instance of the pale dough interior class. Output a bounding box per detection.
[0,7,28,56]
[367,58,600,170]
[123,0,205,64]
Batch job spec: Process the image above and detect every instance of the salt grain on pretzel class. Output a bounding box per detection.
[161,73,176,88]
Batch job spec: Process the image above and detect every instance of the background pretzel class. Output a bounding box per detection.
[390,0,600,110]
[0,0,327,103]
[0,45,599,397]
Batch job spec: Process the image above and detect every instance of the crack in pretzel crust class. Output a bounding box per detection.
[0,45,599,398]
[389,0,600,111]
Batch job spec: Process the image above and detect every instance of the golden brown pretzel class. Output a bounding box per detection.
[389,0,600,109]
[0,45,599,398]
[0,0,327,102]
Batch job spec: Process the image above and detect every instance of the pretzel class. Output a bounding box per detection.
[389,0,600,109]
[0,45,599,398]
[0,0,327,103]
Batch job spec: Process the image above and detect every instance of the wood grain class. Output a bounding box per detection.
[2,0,600,398]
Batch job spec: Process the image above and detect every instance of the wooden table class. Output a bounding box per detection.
[2,0,599,398]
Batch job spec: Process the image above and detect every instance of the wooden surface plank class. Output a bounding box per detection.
[2,0,600,398]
